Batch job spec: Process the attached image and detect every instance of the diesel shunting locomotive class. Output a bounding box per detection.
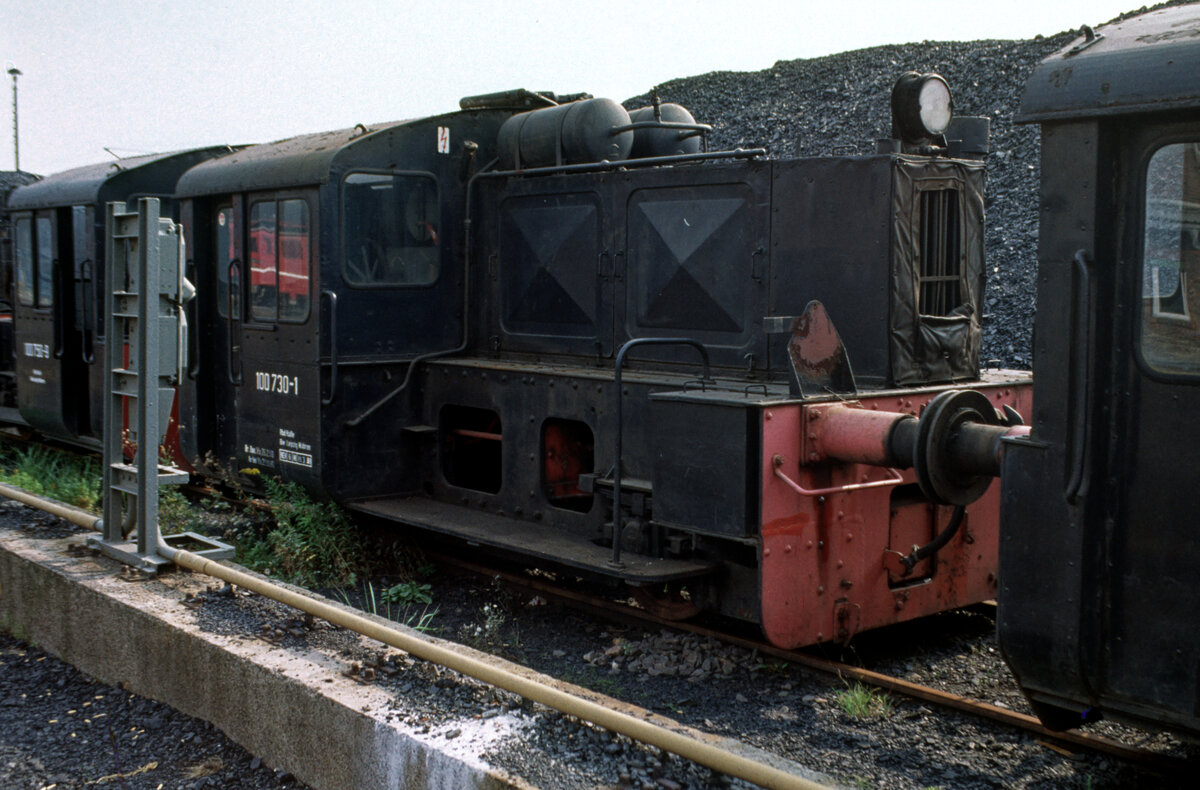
[4,2,1198,740]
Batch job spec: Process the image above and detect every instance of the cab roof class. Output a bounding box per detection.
[1018,4,1200,123]
[6,148,234,210]
[175,121,409,198]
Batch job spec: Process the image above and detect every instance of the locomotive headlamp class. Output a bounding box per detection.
[891,72,953,142]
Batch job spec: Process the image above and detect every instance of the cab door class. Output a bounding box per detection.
[13,211,71,438]
[231,191,322,487]
[1098,128,1200,724]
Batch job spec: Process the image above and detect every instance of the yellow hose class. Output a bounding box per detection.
[2,483,829,790]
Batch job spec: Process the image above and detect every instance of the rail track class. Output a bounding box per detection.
[1,434,1191,785]
[428,550,1192,776]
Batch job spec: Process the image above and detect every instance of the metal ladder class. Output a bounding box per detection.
[87,198,232,572]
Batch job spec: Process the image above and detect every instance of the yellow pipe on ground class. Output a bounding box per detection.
[1,482,828,790]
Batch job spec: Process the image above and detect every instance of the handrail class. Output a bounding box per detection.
[226,259,243,385]
[321,290,338,405]
[771,455,904,497]
[1065,249,1092,504]
[79,259,95,363]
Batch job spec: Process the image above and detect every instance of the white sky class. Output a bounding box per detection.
[2,0,1143,175]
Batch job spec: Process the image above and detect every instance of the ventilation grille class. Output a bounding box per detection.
[919,189,963,317]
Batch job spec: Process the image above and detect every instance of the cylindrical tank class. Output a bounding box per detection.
[497,98,633,169]
[628,103,703,158]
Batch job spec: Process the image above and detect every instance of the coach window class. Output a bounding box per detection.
[342,172,439,287]
[248,198,310,323]
[1140,141,1200,376]
[14,216,33,306]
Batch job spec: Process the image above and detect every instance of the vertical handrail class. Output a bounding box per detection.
[321,289,338,405]
[609,337,711,567]
[226,259,243,385]
[79,260,94,363]
[51,258,64,358]
[1065,249,1092,504]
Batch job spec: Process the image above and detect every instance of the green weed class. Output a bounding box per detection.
[0,441,102,511]
[383,581,433,606]
[836,681,893,720]
[239,477,369,588]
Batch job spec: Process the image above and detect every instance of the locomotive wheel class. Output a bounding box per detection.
[913,389,1000,505]
[628,582,702,621]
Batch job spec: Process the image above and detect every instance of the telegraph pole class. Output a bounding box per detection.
[7,66,20,172]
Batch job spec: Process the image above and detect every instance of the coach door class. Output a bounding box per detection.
[1098,129,1200,721]
[221,192,321,485]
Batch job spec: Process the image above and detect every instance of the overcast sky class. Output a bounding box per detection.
[3,0,1141,175]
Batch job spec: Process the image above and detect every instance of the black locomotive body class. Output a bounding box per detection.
[166,84,1032,648]
[998,5,1200,737]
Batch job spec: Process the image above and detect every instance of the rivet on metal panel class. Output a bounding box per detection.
[764,548,771,557]
[784,545,792,554]
[837,511,845,520]
[846,533,853,541]
[836,560,844,569]
[808,410,819,422]
[817,586,824,595]
[807,540,814,549]
[807,433,816,441]
[529,490,536,498]
[765,410,773,421]
[809,452,819,461]
[840,579,853,589]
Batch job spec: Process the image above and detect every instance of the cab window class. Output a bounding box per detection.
[13,215,54,309]
[1140,142,1200,376]
[35,216,53,309]
[14,216,32,306]
[247,198,310,323]
[342,172,439,286]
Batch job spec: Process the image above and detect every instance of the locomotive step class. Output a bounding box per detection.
[348,496,718,583]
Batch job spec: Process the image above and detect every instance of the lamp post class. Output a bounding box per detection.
[7,66,20,172]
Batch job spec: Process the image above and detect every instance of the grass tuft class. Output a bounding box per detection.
[836,681,893,720]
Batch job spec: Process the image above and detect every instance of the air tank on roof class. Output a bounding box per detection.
[497,98,633,169]
[627,103,703,158]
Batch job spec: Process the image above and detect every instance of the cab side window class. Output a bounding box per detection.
[1141,142,1200,376]
[342,172,439,287]
[13,215,54,309]
[14,217,33,306]
[245,198,310,323]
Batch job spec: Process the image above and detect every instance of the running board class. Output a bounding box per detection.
[348,497,717,583]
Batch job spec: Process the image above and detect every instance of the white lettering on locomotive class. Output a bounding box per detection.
[254,371,299,396]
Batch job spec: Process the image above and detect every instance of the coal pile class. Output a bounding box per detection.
[627,32,1079,369]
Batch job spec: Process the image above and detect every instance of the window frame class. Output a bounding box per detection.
[1133,131,1200,382]
[339,169,442,290]
[240,192,313,325]
[13,214,33,308]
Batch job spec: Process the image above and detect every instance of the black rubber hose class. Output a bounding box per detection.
[900,505,966,574]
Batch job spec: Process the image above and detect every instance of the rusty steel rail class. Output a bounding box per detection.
[429,552,1190,774]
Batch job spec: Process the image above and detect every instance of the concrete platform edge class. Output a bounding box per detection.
[0,530,532,790]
